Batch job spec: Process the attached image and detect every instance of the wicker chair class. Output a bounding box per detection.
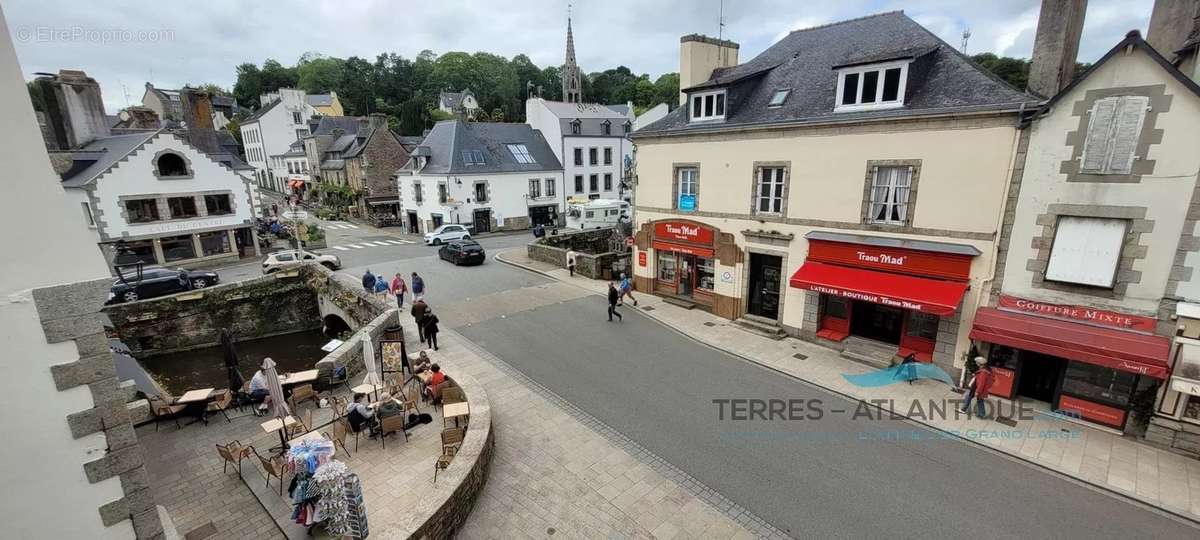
[251,446,287,496]
[148,394,186,431]
[288,384,318,411]
[205,390,235,423]
[215,440,251,474]
[378,414,407,449]
[441,427,466,455]
[434,447,457,483]
[327,418,353,457]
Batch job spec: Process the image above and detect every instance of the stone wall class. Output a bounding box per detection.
[1145,417,1200,458]
[528,228,631,280]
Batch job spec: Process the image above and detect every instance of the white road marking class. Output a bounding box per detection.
[345,243,366,249]
[333,246,350,251]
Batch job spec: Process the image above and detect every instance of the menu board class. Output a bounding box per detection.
[381,340,405,372]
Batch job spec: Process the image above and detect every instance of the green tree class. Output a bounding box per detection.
[653,73,680,109]
[191,83,230,96]
[232,62,263,110]
[338,56,377,115]
[297,56,345,93]
[224,118,243,147]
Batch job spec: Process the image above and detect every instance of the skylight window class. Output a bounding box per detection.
[461,150,486,165]
[835,60,908,112]
[507,144,536,164]
[769,89,791,107]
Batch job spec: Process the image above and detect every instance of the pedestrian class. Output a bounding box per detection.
[271,203,279,217]
[373,277,389,297]
[411,272,426,299]
[618,272,638,306]
[607,282,623,322]
[410,297,429,342]
[423,309,441,351]
[362,269,377,293]
[566,249,578,277]
[390,273,408,308]
[959,357,994,418]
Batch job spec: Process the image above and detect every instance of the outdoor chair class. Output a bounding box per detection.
[378,414,408,448]
[148,394,186,431]
[288,384,318,411]
[441,387,466,406]
[215,440,251,474]
[251,446,288,496]
[205,390,235,423]
[331,396,349,418]
[286,409,313,439]
[327,418,353,457]
[433,447,457,483]
[441,427,465,455]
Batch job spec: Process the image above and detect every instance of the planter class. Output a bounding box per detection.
[302,238,327,250]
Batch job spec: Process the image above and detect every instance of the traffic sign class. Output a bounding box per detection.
[625,236,635,247]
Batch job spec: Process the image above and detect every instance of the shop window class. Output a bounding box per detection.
[1184,395,1200,422]
[905,312,939,340]
[113,240,156,266]
[197,231,230,257]
[755,166,787,215]
[696,257,715,291]
[155,152,190,177]
[868,166,912,224]
[821,295,850,319]
[657,252,677,282]
[160,234,196,262]
[987,345,1019,371]
[204,194,232,215]
[1061,362,1137,406]
[168,196,198,219]
[125,198,160,223]
[1046,216,1126,288]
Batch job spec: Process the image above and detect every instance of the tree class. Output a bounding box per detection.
[338,56,376,115]
[26,81,45,112]
[970,53,1092,92]
[189,83,230,96]
[224,118,243,147]
[297,56,345,94]
[653,73,680,109]
[232,63,263,110]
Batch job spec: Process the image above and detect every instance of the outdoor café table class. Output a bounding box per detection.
[408,370,432,392]
[351,383,383,395]
[261,415,298,453]
[279,369,319,387]
[175,388,215,425]
[443,401,469,428]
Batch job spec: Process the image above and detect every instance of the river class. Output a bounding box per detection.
[139,328,330,395]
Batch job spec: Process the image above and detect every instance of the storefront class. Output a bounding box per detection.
[970,296,1169,431]
[790,232,978,362]
[651,220,718,308]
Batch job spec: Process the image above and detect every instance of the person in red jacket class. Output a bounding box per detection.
[959,357,993,418]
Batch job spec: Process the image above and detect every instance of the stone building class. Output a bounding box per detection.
[302,114,410,220]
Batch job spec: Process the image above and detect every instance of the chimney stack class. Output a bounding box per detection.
[36,70,110,150]
[1147,0,1200,58]
[679,34,739,105]
[368,113,388,130]
[1027,0,1088,99]
[180,88,218,154]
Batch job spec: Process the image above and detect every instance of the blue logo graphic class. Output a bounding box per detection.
[842,362,954,388]
[678,194,696,211]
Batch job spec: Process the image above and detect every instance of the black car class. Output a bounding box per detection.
[107,265,220,304]
[438,240,486,265]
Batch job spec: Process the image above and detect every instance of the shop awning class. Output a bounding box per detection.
[970,307,1170,379]
[788,261,968,316]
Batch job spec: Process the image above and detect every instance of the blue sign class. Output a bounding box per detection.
[678,194,696,212]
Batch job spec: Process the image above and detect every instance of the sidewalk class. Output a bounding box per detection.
[495,248,1200,523]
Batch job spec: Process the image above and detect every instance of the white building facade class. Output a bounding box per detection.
[239,88,317,196]
[525,98,634,203]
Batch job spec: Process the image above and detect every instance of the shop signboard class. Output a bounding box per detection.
[990,367,1016,400]
[998,295,1157,333]
[678,194,696,212]
[1057,395,1127,429]
[654,220,714,246]
[638,252,647,267]
[807,240,972,281]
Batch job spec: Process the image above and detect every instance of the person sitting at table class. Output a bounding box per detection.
[412,350,432,372]
[376,392,404,425]
[423,364,447,402]
[248,368,273,415]
[346,393,377,435]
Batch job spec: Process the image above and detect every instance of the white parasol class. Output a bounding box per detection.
[361,335,383,394]
[261,357,291,420]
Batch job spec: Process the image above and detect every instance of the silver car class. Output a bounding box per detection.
[262,250,341,274]
[423,224,471,245]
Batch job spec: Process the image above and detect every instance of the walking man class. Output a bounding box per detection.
[618,272,638,306]
[390,273,408,308]
[411,297,429,342]
[373,276,389,297]
[411,272,426,299]
[959,357,994,418]
[607,282,623,322]
[566,249,577,277]
[423,309,441,351]
[362,269,377,294]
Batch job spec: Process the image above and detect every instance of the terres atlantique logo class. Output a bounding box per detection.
[842,362,954,388]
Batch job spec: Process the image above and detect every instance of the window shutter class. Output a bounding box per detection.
[1105,96,1148,174]
[1080,97,1119,173]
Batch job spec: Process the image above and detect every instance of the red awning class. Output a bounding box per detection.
[788,261,968,316]
[969,307,1170,379]
[652,240,714,258]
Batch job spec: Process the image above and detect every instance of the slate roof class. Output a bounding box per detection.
[212,152,254,171]
[637,11,1037,136]
[60,131,159,187]
[439,90,475,109]
[307,94,335,107]
[243,98,280,123]
[606,103,633,117]
[311,116,363,135]
[398,135,424,151]
[539,101,632,137]
[416,120,562,175]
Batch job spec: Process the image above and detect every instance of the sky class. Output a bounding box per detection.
[5,0,1154,113]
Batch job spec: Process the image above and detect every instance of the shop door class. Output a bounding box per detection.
[407,211,419,234]
[850,302,904,344]
[432,214,444,228]
[529,205,554,226]
[747,254,782,320]
[473,209,492,233]
[1017,352,1066,403]
[679,255,696,298]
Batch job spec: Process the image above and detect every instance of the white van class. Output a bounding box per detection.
[565,198,630,230]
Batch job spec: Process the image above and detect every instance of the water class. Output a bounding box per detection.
[139,328,330,395]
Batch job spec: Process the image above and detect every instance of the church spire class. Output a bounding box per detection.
[562,8,582,103]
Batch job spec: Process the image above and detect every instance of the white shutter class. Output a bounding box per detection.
[1080,97,1119,173]
[1045,216,1126,287]
[1106,96,1148,174]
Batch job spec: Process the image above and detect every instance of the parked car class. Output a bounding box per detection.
[438,240,486,265]
[423,223,471,245]
[262,250,341,274]
[107,266,219,304]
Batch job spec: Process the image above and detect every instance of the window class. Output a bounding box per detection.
[1061,362,1137,407]
[585,210,595,218]
[413,182,424,203]
[1045,216,1126,288]
[1080,96,1149,175]
[156,152,189,177]
[125,199,159,223]
[676,168,698,210]
[198,231,230,257]
[204,194,232,215]
[160,234,195,262]
[836,62,908,111]
[275,252,295,262]
[437,183,448,204]
[603,147,613,165]
[507,144,536,164]
[112,239,156,265]
[755,167,787,215]
[462,150,485,165]
[474,182,488,203]
[574,175,584,193]
[696,257,714,291]
[867,166,912,224]
[529,179,541,199]
[689,90,726,121]
[168,196,197,219]
[821,295,850,319]
[623,121,632,134]
[604,173,613,191]
[293,112,302,124]
[545,178,555,197]
[657,251,677,281]
[570,120,581,135]
[296,129,309,139]
[81,202,95,227]
[769,88,791,107]
[589,174,599,192]
[573,148,583,166]
[602,121,611,135]
[906,312,939,340]
[287,162,295,174]
[589,148,598,166]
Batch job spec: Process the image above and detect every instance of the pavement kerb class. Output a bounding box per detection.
[493,249,1200,528]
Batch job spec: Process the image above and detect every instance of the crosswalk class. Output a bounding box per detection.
[330,239,416,251]
[324,221,360,230]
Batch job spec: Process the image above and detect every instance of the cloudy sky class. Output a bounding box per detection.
[5,0,1153,113]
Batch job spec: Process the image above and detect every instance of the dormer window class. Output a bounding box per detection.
[601,120,612,135]
[570,119,581,135]
[689,90,726,122]
[835,61,908,112]
[768,89,791,107]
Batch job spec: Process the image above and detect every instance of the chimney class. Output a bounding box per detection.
[36,70,110,150]
[1148,0,1200,57]
[180,88,219,154]
[368,113,388,130]
[1027,0,1088,99]
[679,34,739,105]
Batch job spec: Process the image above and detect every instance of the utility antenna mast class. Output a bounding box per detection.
[718,0,726,41]
[961,28,971,54]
